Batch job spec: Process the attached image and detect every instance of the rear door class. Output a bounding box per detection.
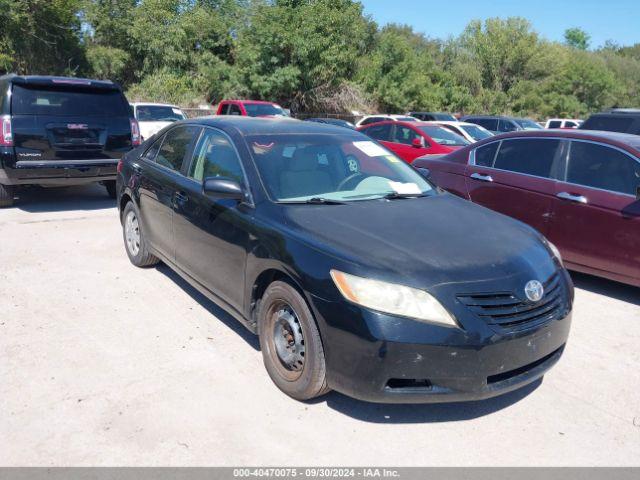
[136,125,201,261]
[550,140,640,284]
[464,138,564,236]
[10,82,132,167]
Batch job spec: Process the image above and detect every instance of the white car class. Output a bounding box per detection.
[544,118,583,129]
[131,102,187,141]
[432,121,494,143]
[355,114,418,128]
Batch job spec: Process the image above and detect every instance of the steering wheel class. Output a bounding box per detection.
[337,173,366,191]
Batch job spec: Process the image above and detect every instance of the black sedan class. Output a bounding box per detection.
[116,117,573,403]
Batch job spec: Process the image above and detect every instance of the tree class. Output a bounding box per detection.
[564,27,590,50]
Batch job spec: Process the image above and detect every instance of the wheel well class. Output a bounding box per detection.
[250,269,300,324]
[119,193,132,221]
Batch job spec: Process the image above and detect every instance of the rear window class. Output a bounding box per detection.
[11,85,130,117]
[581,115,637,133]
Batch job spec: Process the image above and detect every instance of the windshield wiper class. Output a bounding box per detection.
[280,197,347,205]
[382,192,428,200]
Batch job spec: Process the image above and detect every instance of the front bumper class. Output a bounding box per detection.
[309,270,572,404]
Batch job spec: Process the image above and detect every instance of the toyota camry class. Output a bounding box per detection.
[116,117,573,403]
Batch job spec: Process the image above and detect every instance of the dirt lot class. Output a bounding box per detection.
[1,184,639,466]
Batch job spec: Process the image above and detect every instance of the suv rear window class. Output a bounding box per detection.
[581,115,637,134]
[11,85,130,117]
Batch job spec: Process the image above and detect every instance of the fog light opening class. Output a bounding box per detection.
[385,378,433,390]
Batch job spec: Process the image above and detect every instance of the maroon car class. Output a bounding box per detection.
[414,130,640,287]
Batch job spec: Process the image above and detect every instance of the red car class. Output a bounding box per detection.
[357,120,469,163]
[216,99,287,117]
[414,130,640,287]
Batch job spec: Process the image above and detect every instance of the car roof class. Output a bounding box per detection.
[181,116,359,136]
[131,102,181,108]
[480,129,640,151]
[0,74,120,91]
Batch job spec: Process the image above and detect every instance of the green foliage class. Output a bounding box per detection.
[564,27,591,50]
[1,1,639,116]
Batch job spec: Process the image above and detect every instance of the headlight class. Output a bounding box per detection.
[330,270,457,327]
[545,240,563,266]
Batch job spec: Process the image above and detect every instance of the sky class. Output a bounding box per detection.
[359,0,640,48]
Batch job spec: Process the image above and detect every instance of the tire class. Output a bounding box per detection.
[0,183,15,207]
[105,180,117,199]
[121,201,159,268]
[258,281,330,400]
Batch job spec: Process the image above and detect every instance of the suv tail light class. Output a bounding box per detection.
[130,118,141,146]
[117,159,124,174]
[1,115,13,146]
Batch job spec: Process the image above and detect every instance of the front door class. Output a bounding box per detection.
[386,124,431,163]
[464,138,564,236]
[173,127,252,312]
[550,140,640,284]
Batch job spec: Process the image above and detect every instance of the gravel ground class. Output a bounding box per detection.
[1,184,639,466]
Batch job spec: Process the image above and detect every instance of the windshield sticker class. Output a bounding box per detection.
[353,141,388,157]
[172,108,182,115]
[388,181,422,195]
[385,155,400,163]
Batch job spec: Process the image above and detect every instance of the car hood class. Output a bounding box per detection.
[282,193,556,290]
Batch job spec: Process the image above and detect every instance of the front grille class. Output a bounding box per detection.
[457,273,564,332]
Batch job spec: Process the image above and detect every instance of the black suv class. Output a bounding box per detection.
[461,115,543,135]
[408,112,457,121]
[580,109,640,135]
[0,75,140,207]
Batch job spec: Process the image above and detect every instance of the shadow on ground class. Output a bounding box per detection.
[570,271,639,307]
[12,184,115,213]
[156,263,260,351]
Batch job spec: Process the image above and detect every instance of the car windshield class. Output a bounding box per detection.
[246,133,434,202]
[418,126,470,146]
[136,105,185,122]
[244,103,286,117]
[460,125,493,141]
[515,119,543,130]
[433,113,457,121]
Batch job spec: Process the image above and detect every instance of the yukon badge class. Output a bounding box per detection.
[524,280,544,303]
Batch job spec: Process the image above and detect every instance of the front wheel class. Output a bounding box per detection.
[258,281,330,401]
[122,201,159,268]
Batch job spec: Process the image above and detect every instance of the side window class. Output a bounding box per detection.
[564,121,578,128]
[141,136,164,162]
[548,120,562,129]
[189,128,245,184]
[229,104,242,116]
[393,125,421,145]
[218,103,230,115]
[566,142,640,196]
[498,119,518,132]
[155,125,201,172]
[493,139,560,178]
[362,123,392,141]
[474,142,500,167]
[474,118,498,131]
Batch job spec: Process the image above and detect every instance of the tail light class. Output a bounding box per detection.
[1,115,13,146]
[130,118,141,146]
[117,159,124,174]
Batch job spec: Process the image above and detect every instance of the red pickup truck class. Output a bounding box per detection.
[216,100,287,118]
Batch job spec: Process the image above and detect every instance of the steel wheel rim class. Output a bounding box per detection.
[269,301,305,381]
[124,210,141,256]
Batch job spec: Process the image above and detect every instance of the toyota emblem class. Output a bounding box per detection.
[524,280,544,303]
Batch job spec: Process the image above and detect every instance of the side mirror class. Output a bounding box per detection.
[412,137,425,148]
[417,167,431,179]
[203,177,244,200]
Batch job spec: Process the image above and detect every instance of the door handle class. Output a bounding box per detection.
[557,192,588,204]
[470,172,494,182]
